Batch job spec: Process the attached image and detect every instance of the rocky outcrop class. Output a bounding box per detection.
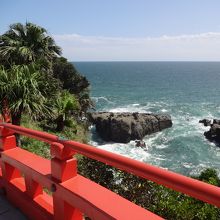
[199,119,211,127]
[88,112,172,143]
[203,119,220,143]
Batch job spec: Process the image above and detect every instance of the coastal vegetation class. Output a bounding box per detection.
[0,22,219,219]
[0,22,91,149]
[0,22,92,132]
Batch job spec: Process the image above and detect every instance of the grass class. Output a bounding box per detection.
[20,115,88,158]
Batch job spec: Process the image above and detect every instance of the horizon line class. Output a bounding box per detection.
[71,60,220,62]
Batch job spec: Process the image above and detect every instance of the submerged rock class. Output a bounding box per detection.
[88,112,172,143]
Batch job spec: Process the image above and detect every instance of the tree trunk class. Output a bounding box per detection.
[2,98,11,122]
[56,115,65,132]
[11,112,22,146]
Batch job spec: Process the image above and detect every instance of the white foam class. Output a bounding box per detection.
[92,96,114,104]
[172,113,210,136]
[143,132,164,146]
[107,101,170,114]
[161,109,168,112]
[155,144,168,149]
[182,162,193,169]
[95,142,150,162]
[109,106,148,113]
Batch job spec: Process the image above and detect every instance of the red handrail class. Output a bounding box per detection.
[2,122,220,208]
[0,123,163,220]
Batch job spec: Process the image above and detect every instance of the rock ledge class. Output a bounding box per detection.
[88,112,172,143]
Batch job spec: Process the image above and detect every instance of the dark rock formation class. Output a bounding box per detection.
[88,112,172,143]
[202,119,220,143]
[135,140,146,147]
[213,119,220,125]
[199,119,211,127]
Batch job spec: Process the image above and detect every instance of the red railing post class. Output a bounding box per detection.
[24,175,43,198]
[0,125,16,151]
[0,125,20,182]
[51,142,83,220]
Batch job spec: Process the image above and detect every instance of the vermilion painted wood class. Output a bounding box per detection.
[0,135,17,150]
[0,168,4,188]
[0,123,55,220]
[1,147,162,219]
[5,178,53,220]
[50,142,83,220]
[2,147,52,189]
[58,175,162,220]
[2,123,220,208]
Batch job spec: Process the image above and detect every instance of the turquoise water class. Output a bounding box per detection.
[74,61,220,176]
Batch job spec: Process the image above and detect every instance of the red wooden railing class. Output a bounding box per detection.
[0,123,220,220]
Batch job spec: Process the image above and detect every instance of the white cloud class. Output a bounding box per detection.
[53,32,220,61]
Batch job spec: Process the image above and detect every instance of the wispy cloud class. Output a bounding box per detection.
[53,32,220,61]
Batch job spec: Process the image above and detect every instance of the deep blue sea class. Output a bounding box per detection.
[74,61,220,176]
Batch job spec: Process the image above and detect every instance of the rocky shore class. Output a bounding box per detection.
[200,119,220,144]
[88,112,172,143]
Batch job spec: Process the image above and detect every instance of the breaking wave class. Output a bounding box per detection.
[89,101,220,176]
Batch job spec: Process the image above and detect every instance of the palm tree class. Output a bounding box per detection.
[0,64,57,126]
[0,22,61,67]
[54,91,80,131]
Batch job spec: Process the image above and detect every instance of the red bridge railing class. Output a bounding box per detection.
[0,123,220,220]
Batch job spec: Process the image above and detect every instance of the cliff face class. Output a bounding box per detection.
[88,112,172,143]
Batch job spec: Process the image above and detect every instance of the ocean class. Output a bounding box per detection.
[74,61,220,176]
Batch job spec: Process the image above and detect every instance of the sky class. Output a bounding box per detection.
[1,0,220,61]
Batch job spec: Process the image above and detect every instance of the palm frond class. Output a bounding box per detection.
[0,22,62,65]
[0,64,56,119]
